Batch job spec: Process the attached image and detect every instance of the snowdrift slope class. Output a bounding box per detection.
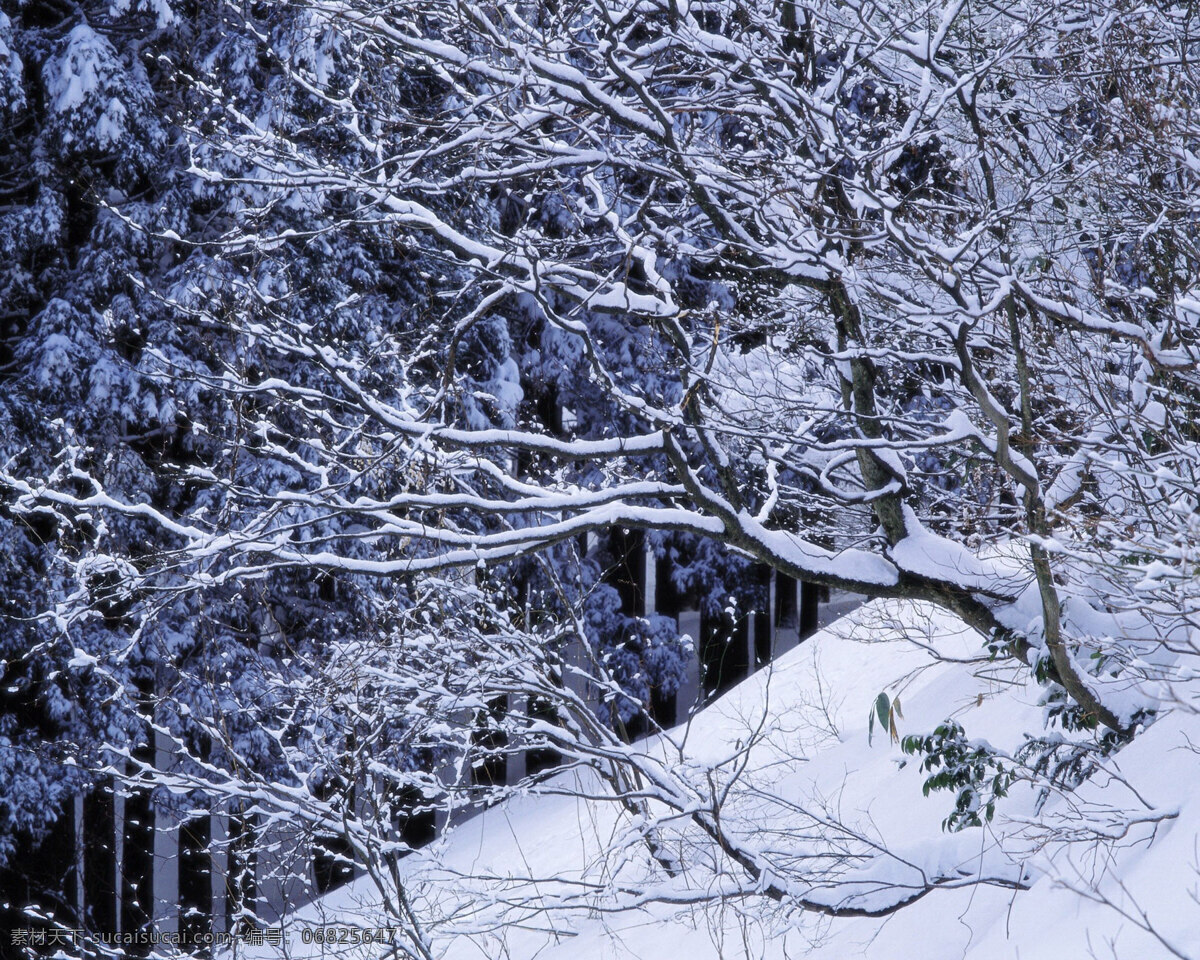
[269,602,1200,959]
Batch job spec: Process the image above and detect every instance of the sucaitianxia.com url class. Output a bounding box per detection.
[9,925,398,950]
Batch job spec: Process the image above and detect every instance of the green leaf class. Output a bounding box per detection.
[875,693,890,729]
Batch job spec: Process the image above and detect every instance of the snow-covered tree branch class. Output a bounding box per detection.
[3,0,1199,954]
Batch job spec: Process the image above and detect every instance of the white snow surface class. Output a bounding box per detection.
[260,602,1200,960]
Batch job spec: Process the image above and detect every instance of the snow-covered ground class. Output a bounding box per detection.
[260,602,1200,960]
